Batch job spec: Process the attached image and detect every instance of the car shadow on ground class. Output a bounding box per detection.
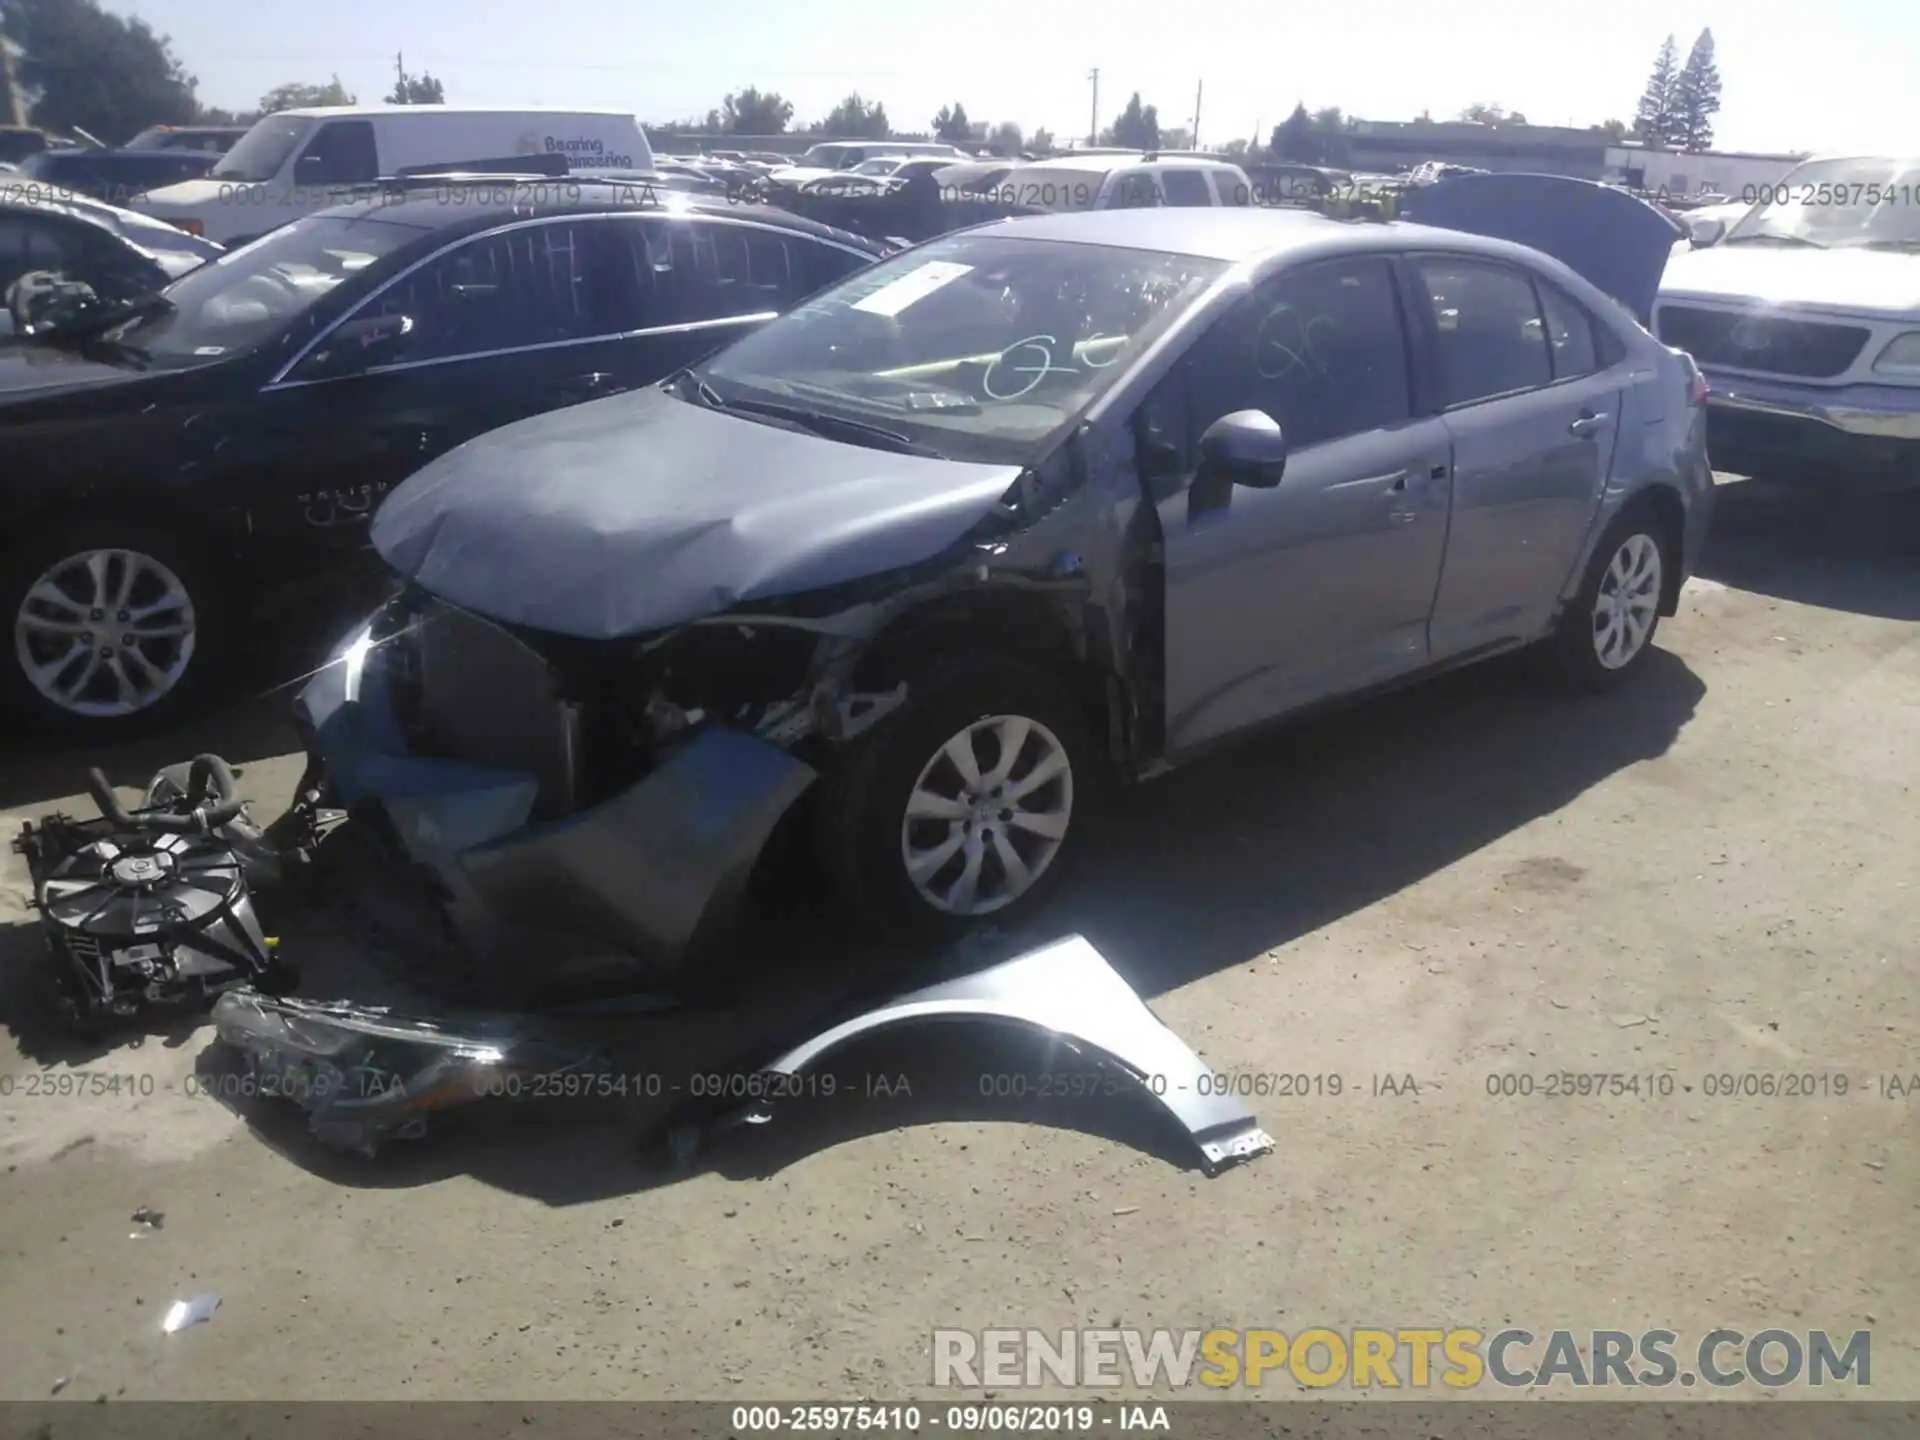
[1697,475,1920,621]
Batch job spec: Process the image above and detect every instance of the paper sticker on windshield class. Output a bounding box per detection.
[850,261,972,317]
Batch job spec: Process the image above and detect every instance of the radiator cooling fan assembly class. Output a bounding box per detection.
[13,756,297,1036]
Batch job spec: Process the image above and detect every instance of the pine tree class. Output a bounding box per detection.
[1670,28,1722,150]
[1632,35,1680,146]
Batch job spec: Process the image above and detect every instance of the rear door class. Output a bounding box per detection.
[1412,254,1626,659]
[247,215,636,550]
[1151,254,1454,752]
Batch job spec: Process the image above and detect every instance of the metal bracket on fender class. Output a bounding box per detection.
[719,934,1275,1176]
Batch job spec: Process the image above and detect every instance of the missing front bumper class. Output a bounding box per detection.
[296,621,817,990]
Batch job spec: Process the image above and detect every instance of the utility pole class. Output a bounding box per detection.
[1087,69,1099,147]
[394,51,405,102]
[1192,79,1202,149]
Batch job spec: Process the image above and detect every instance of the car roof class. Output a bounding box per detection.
[305,176,885,249]
[1014,154,1250,178]
[265,105,638,120]
[957,206,1553,266]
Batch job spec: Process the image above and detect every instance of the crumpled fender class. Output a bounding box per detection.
[739,934,1274,1176]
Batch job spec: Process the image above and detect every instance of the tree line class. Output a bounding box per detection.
[0,0,444,143]
[1,0,1727,159]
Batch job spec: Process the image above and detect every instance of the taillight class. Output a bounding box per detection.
[171,217,204,237]
[1681,354,1708,406]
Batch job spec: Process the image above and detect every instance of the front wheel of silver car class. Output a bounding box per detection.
[1,522,229,736]
[819,656,1100,943]
[1545,506,1674,693]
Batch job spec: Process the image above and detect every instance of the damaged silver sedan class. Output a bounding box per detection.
[300,193,1713,989]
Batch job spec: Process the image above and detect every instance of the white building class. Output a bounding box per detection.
[1603,143,1806,200]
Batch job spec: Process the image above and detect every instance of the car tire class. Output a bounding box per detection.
[1544,502,1674,693]
[0,518,231,738]
[817,654,1100,944]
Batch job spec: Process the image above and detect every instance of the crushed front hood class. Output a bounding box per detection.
[371,386,1023,640]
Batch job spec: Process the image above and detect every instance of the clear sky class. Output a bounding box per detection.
[125,0,1904,156]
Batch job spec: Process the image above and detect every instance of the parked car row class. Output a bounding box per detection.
[4,150,1732,966]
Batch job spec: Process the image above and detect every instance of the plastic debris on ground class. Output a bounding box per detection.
[161,1293,221,1333]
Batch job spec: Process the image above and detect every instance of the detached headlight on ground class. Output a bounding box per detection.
[1872,333,1920,376]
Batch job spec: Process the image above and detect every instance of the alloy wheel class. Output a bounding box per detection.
[12,548,198,718]
[899,713,1074,916]
[1591,532,1662,670]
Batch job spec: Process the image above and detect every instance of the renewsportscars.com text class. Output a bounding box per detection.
[931,1327,1871,1389]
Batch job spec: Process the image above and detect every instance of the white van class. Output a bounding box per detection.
[130,106,652,246]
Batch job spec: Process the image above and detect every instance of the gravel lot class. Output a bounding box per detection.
[1,474,1914,1402]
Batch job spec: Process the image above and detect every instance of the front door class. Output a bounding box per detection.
[1410,256,1626,659]
[1151,255,1454,755]
[246,216,639,551]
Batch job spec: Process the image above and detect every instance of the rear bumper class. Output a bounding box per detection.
[295,619,816,978]
[1703,372,1920,480]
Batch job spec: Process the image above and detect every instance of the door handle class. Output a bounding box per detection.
[1569,411,1609,438]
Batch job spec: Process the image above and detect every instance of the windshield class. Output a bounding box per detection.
[799,145,856,169]
[1727,157,1920,248]
[210,115,311,182]
[92,212,419,359]
[853,158,904,176]
[696,233,1227,465]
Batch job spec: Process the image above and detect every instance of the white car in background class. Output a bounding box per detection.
[1654,152,1920,489]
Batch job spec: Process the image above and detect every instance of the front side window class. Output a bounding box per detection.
[1178,256,1415,452]
[82,211,418,361]
[1161,170,1213,207]
[336,221,614,367]
[1417,257,1552,406]
[293,121,378,187]
[211,115,311,183]
[695,233,1226,464]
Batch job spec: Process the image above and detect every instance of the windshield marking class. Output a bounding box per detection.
[849,260,975,318]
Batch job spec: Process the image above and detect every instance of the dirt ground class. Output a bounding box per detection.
[0,475,1914,1403]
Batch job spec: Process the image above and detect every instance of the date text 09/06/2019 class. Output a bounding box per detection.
[730,1405,1171,1433]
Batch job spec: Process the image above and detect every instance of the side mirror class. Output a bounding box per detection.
[1198,409,1287,488]
[1688,216,1726,248]
[299,312,415,380]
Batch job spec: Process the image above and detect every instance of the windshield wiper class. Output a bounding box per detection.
[721,397,949,457]
[1722,232,1826,248]
[664,367,725,409]
[1859,237,1920,252]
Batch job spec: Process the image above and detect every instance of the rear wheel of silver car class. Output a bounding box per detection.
[1,521,228,736]
[819,657,1099,942]
[1547,506,1672,692]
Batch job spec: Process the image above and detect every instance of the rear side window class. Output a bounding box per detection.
[346,220,616,365]
[0,214,77,291]
[1538,283,1599,379]
[617,218,815,324]
[294,121,378,186]
[1161,170,1213,207]
[1417,257,1552,406]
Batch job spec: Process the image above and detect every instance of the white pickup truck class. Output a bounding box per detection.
[1654,152,1920,489]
